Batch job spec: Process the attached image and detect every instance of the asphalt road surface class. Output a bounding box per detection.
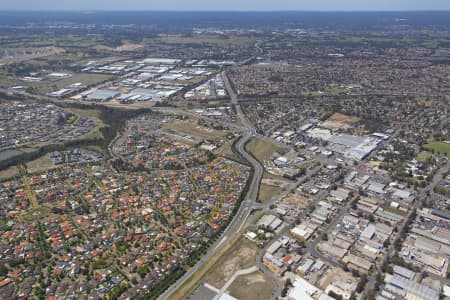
[158,71,263,300]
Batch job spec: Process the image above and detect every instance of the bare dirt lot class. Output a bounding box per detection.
[262,178,291,189]
[280,192,311,211]
[246,137,286,163]
[95,43,144,52]
[163,119,227,142]
[322,112,360,130]
[203,237,258,289]
[259,184,284,203]
[228,271,275,300]
[0,166,19,181]
[0,46,64,64]
[26,154,56,174]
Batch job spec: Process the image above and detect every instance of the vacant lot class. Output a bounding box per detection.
[26,154,56,174]
[259,184,284,203]
[155,35,257,47]
[262,177,291,189]
[228,271,274,300]
[0,46,64,64]
[168,234,256,300]
[53,73,113,91]
[216,139,247,165]
[0,166,19,180]
[0,73,113,94]
[203,237,258,289]
[245,137,285,163]
[416,151,432,163]
[163,119,227,142]
[67,107,103,124]
[280,192,311,211]
[322,112,360,130]
[95,43,144,52]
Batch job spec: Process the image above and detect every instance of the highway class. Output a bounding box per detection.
[222,70,257,134]
[0,87,61,103]
[158,71,264,300]
[153,106,246,133]
[2,68,265,300]
[5,44,275,299]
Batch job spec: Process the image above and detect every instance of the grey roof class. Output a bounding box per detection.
[431,209,450,220]
[329,134,366,147]
[87,89,119,100]
[389,275,439,300]
[393,265,415,280]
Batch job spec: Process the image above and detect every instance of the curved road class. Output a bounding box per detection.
[158,71,264,300]
[1,70,266,300]
[3,48,269,300]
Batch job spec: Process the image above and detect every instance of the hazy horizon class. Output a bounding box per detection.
[1,0,449,12]
[2,9,450,12]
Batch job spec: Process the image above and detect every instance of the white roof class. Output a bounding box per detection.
[257,214,276,227]
[297,258,314,273]
[361,224,376,240]
[390,188,412,199]
[142,58,180,64]
[443,284,450,297]
[288,287,313,300]
[288,277,319,300]
[267,241,282,255]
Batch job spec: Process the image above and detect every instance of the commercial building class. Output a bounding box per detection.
[86,89,120,101]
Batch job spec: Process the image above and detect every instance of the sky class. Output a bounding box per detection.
[1,0,450,11]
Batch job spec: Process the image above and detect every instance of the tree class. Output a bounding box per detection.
[0,264,8,277]
[375,273,383,291]
[356,274,367,293]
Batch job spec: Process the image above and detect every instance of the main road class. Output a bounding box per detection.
[2,53,266,300]
[361,160,450,298]
[158,71,264,300]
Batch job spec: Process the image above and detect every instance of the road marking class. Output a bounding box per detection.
[214,236,228,251]
[237,210,250,233]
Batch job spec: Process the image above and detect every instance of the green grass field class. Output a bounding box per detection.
[416,151,432,163]
[19,205,53,222]
[258,184,284,203]
[424,141,450,155]
[245,137,285,163]
[26,154,57,174]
